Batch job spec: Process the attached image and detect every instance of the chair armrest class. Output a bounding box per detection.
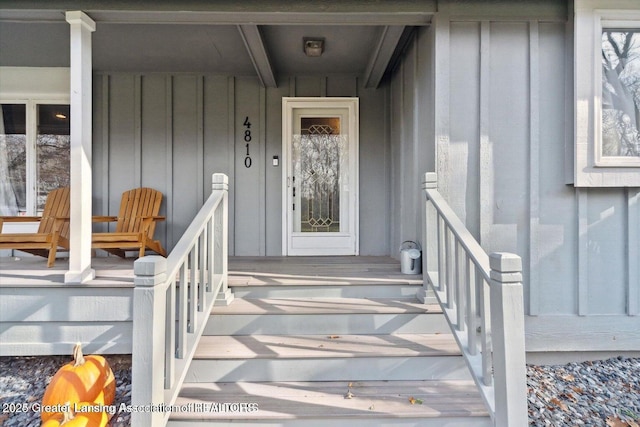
[0,216,44,222]
[139,215,166,222]
[92,216,118,223]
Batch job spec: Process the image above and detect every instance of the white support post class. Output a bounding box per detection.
[132,256,168,427]
[489,252,528,427]
[418,172,438,303]
[65,11,95,283]
[212,173,233,306]
[416,172,438,304]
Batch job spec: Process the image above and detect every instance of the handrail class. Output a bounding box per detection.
[421,172,528,426]
[131,173,230,426]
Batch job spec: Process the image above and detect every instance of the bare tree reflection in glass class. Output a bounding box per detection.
[602,30,640,157]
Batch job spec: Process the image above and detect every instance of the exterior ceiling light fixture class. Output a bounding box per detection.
[303,38,324,57]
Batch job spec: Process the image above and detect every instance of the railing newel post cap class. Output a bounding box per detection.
[489,252,522,273]
[212,173,229,191]
[212,173,229,184]
[423,172,437,189]
[134,255,167,276]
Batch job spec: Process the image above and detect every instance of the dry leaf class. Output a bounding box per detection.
[561,374,575,382]
[348,382,353,387]
[550,398,568,411]
[409,397,423,405]
[605,416,628,427]
[328,335,341,339]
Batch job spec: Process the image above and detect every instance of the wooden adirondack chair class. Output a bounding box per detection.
[0,187,70,267]
[92,187,167,258]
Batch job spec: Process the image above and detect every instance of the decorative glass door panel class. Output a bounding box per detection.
[292,117,346,233]
[283,98,359,255]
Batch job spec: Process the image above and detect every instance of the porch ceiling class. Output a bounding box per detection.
[0,5,432,87]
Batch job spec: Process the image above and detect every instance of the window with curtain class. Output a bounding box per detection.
[0,103,70,216]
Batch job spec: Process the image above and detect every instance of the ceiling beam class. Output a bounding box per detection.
[363,26,406,89]
[237,24,277,88]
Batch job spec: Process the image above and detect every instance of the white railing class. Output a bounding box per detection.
[131,173,230,426]
[421,172,528,426]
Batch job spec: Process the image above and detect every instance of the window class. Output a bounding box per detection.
[597,26,640,166]
[0,102,70,215]
[573,1,640,186]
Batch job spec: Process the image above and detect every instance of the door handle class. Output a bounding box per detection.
[291,176,296,210]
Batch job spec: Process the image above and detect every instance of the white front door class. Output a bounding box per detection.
[282,98,359,256]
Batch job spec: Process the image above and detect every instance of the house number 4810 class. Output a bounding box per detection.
[243,116,252,168]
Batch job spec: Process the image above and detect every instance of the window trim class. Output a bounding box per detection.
[573,1,640,187]
[593,11,640,168]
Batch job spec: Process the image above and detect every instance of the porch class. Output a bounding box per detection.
[0,174,528,426]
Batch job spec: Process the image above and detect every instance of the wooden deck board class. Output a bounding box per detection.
[0,256,135,287]
[228,256,423,287]
[211,298,440,315]
[172,380,489,420]
[195,334,460,359]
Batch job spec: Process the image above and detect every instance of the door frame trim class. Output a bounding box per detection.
[281,97,359,256]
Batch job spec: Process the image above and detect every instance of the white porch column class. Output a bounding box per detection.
[65,11,96,284]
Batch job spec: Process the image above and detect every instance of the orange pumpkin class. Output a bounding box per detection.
[101,364,116,407]
[41,343,115,422]
[42,394,108,427]
[41,405,107,427]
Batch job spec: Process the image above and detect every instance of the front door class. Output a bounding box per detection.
[282,98,359,255]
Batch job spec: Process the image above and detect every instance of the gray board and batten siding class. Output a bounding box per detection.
[386,2,638,355]
[93,1,639,355]
[2,0,637,358]
[92,74,391,257]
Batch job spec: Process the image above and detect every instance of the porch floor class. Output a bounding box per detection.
[0,255,420,287]
[228,256,422,286]
[0,256,136,287]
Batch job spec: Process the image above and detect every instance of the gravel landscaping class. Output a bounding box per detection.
[527,357,639,426]
[1,355,638,426]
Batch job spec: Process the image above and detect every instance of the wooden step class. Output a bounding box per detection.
[211,298,439,315]
[229,282,429,299]
[186,334,471,383]
[169,380,491,426]
[205,298,449,335]
[228,272,423,286]
[194,334,460,360]
[186,354,471,383]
